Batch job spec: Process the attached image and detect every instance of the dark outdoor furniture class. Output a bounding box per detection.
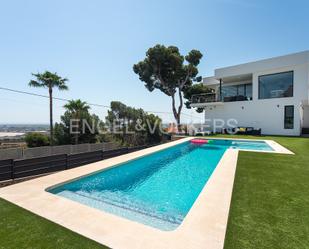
[237,127,261,135]
[221,127,261,135]
[223,95,251,102]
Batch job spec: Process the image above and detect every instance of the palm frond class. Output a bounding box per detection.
[64,99,90,112]
[28,80,45,88]
[29,71,69,91]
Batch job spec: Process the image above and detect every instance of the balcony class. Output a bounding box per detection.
[191,92,253,108]
[190,93,223,107]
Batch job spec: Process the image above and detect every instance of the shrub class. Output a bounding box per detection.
[25,132,50,148]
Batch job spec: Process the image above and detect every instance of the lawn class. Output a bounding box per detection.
[0,135,308,249]
[0,198,107,249]
[221,135,309,249]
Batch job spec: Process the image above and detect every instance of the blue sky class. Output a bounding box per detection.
[0,0,308,124]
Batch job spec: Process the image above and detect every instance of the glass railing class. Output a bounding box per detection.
[191,93,252,104]
[222,95,252,102]
[191,93,221,104]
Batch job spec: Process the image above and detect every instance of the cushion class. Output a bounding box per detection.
[239,127,246,132]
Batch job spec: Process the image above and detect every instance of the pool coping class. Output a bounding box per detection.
[201,137,294,154]
[0,137,293,249]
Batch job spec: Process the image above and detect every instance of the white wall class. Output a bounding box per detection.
[204,99,301,136]
[303,106,309,128]
[215,51,309,78]
[204,62,309,136]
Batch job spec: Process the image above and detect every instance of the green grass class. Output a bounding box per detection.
[0,198,107,249]
[0,135,308,248]
[220,135,309,249]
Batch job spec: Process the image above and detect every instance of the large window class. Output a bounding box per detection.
[284,105,294,129]
[221,83,252,102]
[259,71,293,99]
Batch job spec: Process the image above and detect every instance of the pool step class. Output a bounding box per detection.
[58,190,183,226]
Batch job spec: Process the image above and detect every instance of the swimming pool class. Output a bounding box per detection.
[48,139,273,231]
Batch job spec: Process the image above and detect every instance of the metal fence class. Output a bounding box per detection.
[0,142,120,160]
[0,144,156,182]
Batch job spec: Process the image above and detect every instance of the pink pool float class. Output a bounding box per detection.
[190,139,208,145]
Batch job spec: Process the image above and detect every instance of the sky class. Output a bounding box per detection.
[0,0,309,124]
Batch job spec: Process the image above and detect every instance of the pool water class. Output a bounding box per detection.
[48,139,273,230]
[211,139,274,151]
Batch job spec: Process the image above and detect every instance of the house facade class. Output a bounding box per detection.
[191,51,309,136]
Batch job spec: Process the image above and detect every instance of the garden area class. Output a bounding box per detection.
[0,135,308,249]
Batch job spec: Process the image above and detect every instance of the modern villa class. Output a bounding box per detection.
[191,51,309,136]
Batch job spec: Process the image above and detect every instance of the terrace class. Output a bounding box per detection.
[191,74,253,107]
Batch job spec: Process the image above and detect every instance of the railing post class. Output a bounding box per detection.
[65,154,68,170]
[219,78,222,101]
[11,159,14,180]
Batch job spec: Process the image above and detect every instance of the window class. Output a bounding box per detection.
[284,105,294,129]
[245,84,252,99]
[221,83,252,102]
[259,71,293,99]
[222,85,237,98]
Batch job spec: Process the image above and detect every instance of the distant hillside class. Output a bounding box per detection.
[0,124,49,133]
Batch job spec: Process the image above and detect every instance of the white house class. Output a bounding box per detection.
[191,51,309,136]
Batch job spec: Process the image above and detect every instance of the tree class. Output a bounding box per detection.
[106,101,127,143]
[54,122,70,145]
[63,99,91,144]
[133,44,202,128]
[54,112,101,145]
[25,132,50,147]
[29,71,68,145]
[106,101,163,146]
[183,83,214,113]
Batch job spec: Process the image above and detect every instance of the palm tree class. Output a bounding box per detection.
[64,99,90,144]
[29,71,68,145]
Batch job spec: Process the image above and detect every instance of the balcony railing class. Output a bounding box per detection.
[191,93,253,105]
[191,93,221,104]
